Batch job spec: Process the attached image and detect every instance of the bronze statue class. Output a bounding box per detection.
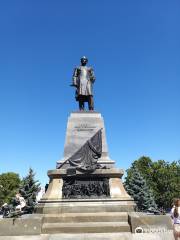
[71,56,95,110]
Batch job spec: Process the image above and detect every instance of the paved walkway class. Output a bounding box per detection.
[0,232,175,240]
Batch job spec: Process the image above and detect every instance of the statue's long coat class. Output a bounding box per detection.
[72,66,95,100]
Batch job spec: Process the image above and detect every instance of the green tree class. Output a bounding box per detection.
[125,156,180,210]
[125,167,157,212]
[150,160,180,210]
[0,172,21,205]
[126,156,154,187]
[20,168,40,212]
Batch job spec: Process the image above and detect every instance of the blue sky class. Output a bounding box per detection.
[0,0,179,186]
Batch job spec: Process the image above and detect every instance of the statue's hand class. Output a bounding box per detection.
[70,84,77,88]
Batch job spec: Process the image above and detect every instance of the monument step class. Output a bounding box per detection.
[42,221,131,234]
[37,200,135,214]
[43,212,128,223]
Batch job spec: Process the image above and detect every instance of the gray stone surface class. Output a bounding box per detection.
[0,232,175,240]
[128,212,173,233]
[42,212,128,223]
[0,212,174,239]
[36,198,135,214]
[47,168,124,178]
[49,233,132,240]
[42,221,130,234]
[0,236,49,240]
[57,112,115,168]
[132,232,175,240]
[0,215,42,236]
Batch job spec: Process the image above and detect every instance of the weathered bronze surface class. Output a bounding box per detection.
[62,177,110,199]
[71,56,95,110]
[58,129,102,172]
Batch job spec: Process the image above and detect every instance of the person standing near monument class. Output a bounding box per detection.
[171,198,180,240]
[71,56,95,111]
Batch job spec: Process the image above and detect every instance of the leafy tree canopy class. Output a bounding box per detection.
[125,156,180,210]
[0,172,21,205]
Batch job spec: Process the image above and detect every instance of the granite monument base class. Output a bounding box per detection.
[36,168,135,213]
[34,168,135,234]
[56,111,115,169]
[35,111,134,234]
[0,214,175,239]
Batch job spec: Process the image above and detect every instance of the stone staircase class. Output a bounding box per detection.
[42,222,130,234]
[42,212,131,234]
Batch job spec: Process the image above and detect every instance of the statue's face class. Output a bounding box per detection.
[81,58,88,66]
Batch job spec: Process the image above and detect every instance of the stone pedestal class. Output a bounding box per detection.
[35,111,135,234]
[56,111,115,169]
[36,168,135,214]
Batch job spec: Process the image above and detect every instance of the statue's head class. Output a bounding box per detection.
[81,56,88,66]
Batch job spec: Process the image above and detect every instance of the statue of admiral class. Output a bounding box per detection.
[71,56,95,110]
